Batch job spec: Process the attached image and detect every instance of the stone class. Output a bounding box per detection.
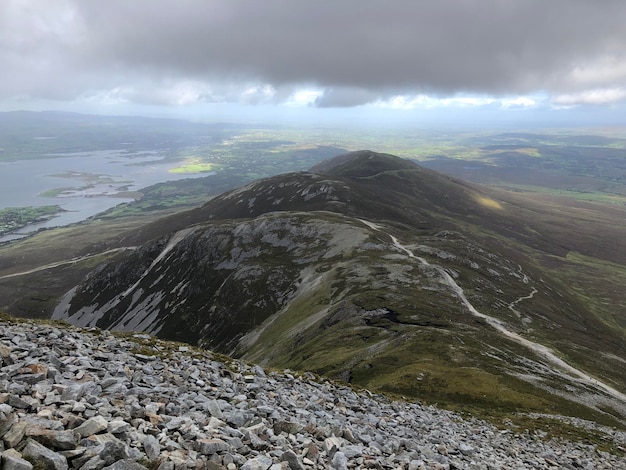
[0,343,12,356]
[225,436,244,451]
[57,448,86,460]
[102,460,150,470]
[323,436,344,456]
[273,421,302,435]
[25,428,77,450]
[0,403,12,415]
[3,421,27,448]
[204,463,226,470]
[408,460,426,470]
[12,373,47,385]
[108,420,131,434]
[331,451,348,470]
[224,411,247,427]
[22,439,68,470]
[142,434,160,460]
[7,396,32,410]
[98,436,129,465]
[156,462,175,470]
[59,384,83,402]
[197,438,230,455]
[304,442,320,463]
[241,455,273,470]
[281,450,304,470]
[458,443,474,456]
[2,448,33,470]
[245,430,270,451]
[0,412,18,440]
[164,416,188,431]
[207,400,225,419]
[79,455,106,470]
[73,415,108,438]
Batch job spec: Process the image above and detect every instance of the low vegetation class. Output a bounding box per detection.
[168,158,221,174]
[0,205,62,236]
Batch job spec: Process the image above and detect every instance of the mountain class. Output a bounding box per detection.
[51,150,626,425]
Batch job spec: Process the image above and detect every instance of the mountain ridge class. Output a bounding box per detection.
[49,150,626,425]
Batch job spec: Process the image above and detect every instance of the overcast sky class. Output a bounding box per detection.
[1,0,626,126]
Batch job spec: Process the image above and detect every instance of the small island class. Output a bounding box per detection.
[0,205,64,236]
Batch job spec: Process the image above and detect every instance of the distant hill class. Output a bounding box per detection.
[51,150,626,425]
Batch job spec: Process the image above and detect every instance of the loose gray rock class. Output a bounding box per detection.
[22,439,68,470]
[73,416,108,438]
[102,460,149,470]
[331,451,348,470]
[25,428,77,450]
[3,422,27,448]
[98,436,129,465]
[0,321,624,470]
[196,438,230,455]
[241,455,273,470]
[141,434,160,460]
[107,420,130,435]
[281,449,304,470]
[1,448,33,470]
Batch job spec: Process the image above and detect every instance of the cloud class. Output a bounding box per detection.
[284,89,323,107]
[567,57,626,88]
[314,88,379,108]
[2,0,626,108]
[500,97,537,109]
[552,88,626,107]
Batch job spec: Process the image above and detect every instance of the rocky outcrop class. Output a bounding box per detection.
[0,319,625,469]
[51,212,372,351]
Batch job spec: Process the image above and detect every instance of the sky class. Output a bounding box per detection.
[1,0,626,127]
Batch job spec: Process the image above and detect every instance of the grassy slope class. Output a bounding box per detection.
[229,154,626,428]
[0,211,179,316]
[239,225,626,429]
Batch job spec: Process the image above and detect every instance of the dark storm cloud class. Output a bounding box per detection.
[2,0,626,106]
[314,88,381,108]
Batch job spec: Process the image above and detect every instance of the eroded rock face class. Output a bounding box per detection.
[51,213,370,351]
[0,319,625,469]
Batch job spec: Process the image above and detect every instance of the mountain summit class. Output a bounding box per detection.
[52,151,626,424]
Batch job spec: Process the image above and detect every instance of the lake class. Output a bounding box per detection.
[0,150,205,242]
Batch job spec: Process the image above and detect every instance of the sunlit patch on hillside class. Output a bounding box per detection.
[516,147,541,157]
[169,157,218,174]
[474,195,504,210]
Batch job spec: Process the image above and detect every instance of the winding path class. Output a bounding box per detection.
[0,247,137,281]
[359,219,626,407]
[508,287,538,317]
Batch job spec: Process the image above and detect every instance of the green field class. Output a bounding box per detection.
[0,206,63,236]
